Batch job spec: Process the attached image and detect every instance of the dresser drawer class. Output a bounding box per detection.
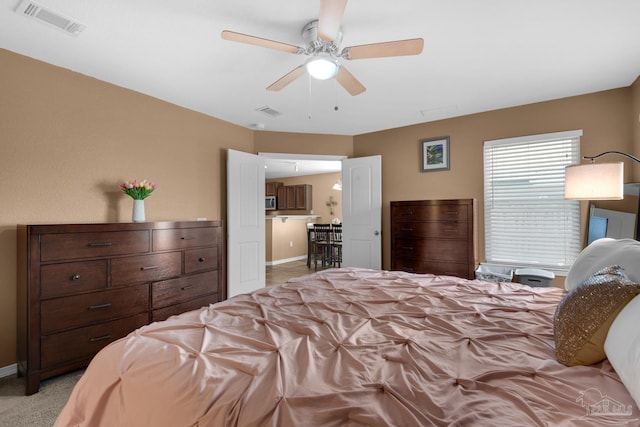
[111,252,181,286]
[40,231,150,262]
[152,227,218,251]
[392,205,468,222]
[185,247,219,274]
[392,258,470,278]
[41,260,108,299]
[392,238,469,262]
[152,270,219,309]
[41,284,149,334]
[392,221,468,239]
[40,313,148,369]
[152,294,218,322]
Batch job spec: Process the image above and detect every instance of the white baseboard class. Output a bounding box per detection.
[266,255,307,266]
[0,363,17,379]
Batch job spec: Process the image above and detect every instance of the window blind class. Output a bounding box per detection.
[483,130,582,271]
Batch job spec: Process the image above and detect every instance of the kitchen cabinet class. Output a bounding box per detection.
[265,181,282,197]
[277,184,312,210]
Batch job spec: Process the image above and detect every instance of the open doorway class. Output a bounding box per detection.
[227,150,381,297]
[259,153,346,276]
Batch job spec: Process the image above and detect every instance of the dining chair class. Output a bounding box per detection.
[311,224,332,271]
[330,224,342,267]
[306,223,315,268]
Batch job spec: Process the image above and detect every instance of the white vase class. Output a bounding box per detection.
[132,199,145,222]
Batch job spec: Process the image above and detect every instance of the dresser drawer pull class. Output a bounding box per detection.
[443,228,457,233]
[180,236,195,240]
[443,211,459,216]
[181,285,194,291]
[71,274,81,281]
[89,303,112,310]
[401,227,414,232]
[89,335,111,343]
[140,265,159,271]
[198,257,206,262]
[89,242,113,247]
[401,246,414,251]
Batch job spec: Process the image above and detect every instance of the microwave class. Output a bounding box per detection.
[265,196,277,210]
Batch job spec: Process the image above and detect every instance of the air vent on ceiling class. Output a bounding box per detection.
[16,0,86,36]
[256,106,282,118]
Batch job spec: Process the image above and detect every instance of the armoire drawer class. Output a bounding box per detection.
[392,221,468,239]
[393,238,469,262]
[391,205,468,222]
[111,252,181,286]
[153,227,218,251]
[152,270,219,309]
[40,284,149,334]
[41,313,148,369]
[41,260,108,299]
[393,258,469,277]
[40,230,150,262]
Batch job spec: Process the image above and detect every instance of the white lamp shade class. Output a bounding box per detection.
[564,162,624,200]
[305,57,339,80]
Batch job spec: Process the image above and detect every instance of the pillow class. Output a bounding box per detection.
[605,294,640,410]
[554,265,640,366]
[565,238,640,291]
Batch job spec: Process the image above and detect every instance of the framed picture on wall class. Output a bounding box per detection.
[421,136,450,172]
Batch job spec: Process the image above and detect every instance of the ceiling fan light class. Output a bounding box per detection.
[305,57,339,80]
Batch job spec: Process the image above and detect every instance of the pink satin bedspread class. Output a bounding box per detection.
[55,269,638,426]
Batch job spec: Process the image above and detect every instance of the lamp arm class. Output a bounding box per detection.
[584,151,640,163]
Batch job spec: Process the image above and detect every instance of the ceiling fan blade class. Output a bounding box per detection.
[317,0,347,41]
[336,66,366,96]
[342,38,424,60]
[221,30,302,54]
[267,65,306,91]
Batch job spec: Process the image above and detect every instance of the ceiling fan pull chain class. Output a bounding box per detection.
[308,75,313,120]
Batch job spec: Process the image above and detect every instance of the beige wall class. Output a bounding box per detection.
[254,131,353,158]
[0,50,256,369]
[2,46,638,370]
[266,218,309,263]
[353,88,635,271]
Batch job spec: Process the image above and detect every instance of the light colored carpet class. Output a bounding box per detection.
[0,370,82,427]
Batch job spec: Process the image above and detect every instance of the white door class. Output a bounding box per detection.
[341,155,382,269]
[227,149,265,298]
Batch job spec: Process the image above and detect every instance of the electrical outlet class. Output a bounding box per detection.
[289,241,293,247]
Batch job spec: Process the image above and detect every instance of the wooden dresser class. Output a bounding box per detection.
[17,220,224,395]
[390,199,477,279]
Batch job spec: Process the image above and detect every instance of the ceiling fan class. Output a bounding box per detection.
[221,0,424,96]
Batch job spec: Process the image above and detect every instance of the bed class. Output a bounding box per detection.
[55,240,640,426]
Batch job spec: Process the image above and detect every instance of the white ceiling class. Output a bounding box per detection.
[2,0,640,137]
[259,153,343,179]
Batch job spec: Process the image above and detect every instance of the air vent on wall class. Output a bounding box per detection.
[15,0,86,36]
[256,106,282,117]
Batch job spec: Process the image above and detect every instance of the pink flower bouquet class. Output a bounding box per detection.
[119,179,157,200]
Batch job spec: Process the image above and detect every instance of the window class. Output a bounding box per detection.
[483,130,582,272]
